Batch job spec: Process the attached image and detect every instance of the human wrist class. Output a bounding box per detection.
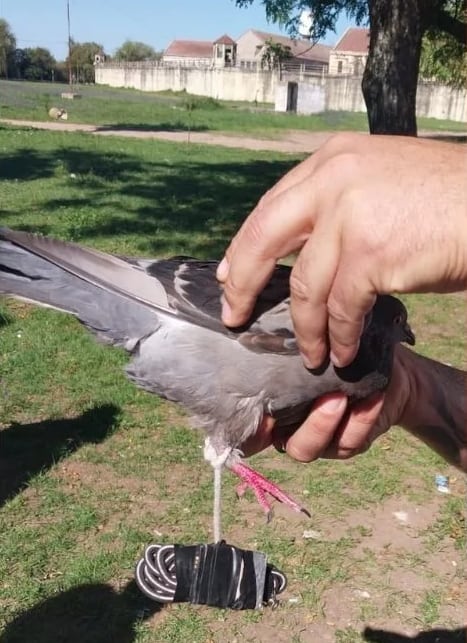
[396,346,467,470]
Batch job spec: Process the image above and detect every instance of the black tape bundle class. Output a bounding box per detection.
[135,540,287,610]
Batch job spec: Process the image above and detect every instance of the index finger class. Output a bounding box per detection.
[219,177,320,327]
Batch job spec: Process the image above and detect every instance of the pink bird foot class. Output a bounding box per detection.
[229,461,311,522]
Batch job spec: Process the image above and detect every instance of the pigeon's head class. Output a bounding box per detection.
[370,295,415,346]
[333,295,415,391]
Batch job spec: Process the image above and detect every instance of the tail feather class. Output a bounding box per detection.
[0,228,164,351]
[0,227,169,309]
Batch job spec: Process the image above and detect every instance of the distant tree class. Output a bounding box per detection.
[53,61,69,83]
[114,40,158,62]
[18,47,56,81]
[260,38,293,72]
[12,48,27,78]
[234,0,467,135]
[0,18,16,78]
[420,27,466,88]
[67,40,104,83]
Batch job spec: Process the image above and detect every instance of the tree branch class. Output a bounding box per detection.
[435,8,467,45]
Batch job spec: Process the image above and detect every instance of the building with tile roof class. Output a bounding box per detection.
[163,39,216,66]
[236,29,331,72]
[163,29,331,72]
[329,27,369,75]
[163,34,237,67]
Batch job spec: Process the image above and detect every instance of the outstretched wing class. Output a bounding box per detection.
[0,227,298,355]
[140,258,298,355]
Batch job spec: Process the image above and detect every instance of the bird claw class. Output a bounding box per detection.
[229,461,310,520]
[236,481,249,498]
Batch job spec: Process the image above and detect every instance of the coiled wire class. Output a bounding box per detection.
[135,544,177,603]
[135,543,287,606]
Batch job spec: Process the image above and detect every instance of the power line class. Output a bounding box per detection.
[16,38,68,45]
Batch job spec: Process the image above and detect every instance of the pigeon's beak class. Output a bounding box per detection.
[402,322,416,346]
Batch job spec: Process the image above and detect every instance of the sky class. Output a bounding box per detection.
[1,0,354,61]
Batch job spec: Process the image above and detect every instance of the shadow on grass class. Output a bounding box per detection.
[0,146,146,182]
[96,121,209,133]
[0,404,120,508]
[0,133,298,258]
[363,626,467,642]
[420,134,467,144]
[0,579,163,643]
[0,309,13,328]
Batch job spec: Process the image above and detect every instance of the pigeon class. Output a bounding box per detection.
[0,227,415,540]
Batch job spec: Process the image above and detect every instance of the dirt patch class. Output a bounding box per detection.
[203,491,466,642]
[1,118,465,156]
[0,117,332,153]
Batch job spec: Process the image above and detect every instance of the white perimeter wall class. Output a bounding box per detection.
[96,64,466,122]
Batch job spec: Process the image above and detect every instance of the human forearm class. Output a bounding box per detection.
[400,349,467,471]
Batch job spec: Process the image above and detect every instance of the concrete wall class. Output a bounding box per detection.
[325,76,366,112]
[95,64,277,103]
[276,76,466,122]
[417,81,467,122]
[95,63,467,122]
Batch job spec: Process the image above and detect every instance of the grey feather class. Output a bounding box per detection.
[0,227,415,454]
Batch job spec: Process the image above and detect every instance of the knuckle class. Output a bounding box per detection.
[319,149,361,183]
[325,131,361,151]
[327,285,367,326]
[245,209,268,248]
[256,187,275,209]
[289,270,310,302]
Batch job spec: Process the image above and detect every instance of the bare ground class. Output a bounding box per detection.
[49,455,466,642]
[2,117,465,155]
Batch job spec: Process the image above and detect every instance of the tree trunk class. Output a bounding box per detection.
[362,0,428,135]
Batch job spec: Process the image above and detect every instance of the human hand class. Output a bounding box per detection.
[242,344,412,461]
[218,133,467,368]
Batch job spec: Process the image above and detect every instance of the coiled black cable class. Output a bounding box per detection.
[136,544,178,603]
[135,542,287,608]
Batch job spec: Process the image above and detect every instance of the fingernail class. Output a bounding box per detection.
[330,351,343,367]
[300,352,314,369]
[330,349,357,368]
[216,257,229,281]
[319,396,347,415]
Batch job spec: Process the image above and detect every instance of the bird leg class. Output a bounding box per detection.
[229,461,311,522]
[204,438,310,542]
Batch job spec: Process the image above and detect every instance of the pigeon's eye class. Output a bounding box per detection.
[393,314,403,325]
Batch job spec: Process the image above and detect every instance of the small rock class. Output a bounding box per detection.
[393,511,409,524]
[303,529,322,540]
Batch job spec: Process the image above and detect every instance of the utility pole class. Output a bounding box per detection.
[67,0,72,86]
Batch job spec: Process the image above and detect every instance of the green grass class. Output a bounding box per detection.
[0,125,465,642]
[1,79,465,137]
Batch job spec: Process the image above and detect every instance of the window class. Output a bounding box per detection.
[337,60,343,73]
